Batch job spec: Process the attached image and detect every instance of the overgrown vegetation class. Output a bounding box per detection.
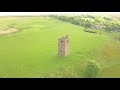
[84,60,102,78]
[50,14,120,32]
[83,29,97,33]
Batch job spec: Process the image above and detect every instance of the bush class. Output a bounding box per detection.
[84,60,102,78]
[83,29,96,33]
[50,14,120,32]
[103,16,113,21]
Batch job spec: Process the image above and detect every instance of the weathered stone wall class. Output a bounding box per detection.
[58,35,69,57]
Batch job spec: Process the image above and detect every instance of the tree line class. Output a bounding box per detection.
[50,14,120,32]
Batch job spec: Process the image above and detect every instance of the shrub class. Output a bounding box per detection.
[84,60,102,78]
[50,14,120,32]
[83,29,96,33]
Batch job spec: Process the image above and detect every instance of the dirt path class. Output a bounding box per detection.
[0,29,19,35]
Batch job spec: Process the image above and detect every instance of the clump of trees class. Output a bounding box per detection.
[103,16,113,21]
[50,14,120,32]
[84,60,102,78]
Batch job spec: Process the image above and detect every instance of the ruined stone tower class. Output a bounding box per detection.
[58,35,70,57]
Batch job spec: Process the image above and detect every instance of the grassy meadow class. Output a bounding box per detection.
[0,16,120,78]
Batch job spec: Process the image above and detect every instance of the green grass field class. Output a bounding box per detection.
[0,16,120,78]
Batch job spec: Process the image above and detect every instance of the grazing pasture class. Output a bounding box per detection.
[0,16,119,78]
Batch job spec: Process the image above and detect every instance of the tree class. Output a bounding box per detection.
[51,14,120,32]
[84,60,102,78]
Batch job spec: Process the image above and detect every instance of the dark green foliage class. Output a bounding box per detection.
[84,60,102,78]
[50,14,120,32]
[83,29,96,33]
[103,16,113,21]
[87,14,95,19]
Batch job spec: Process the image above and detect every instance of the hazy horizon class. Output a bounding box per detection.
[0,12,120,16]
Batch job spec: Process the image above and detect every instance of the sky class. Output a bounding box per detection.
[0,12,120,16]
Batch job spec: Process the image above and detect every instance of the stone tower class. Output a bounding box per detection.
[58,35,70,57]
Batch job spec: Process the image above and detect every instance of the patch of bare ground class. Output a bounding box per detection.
[0,28,19,35]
